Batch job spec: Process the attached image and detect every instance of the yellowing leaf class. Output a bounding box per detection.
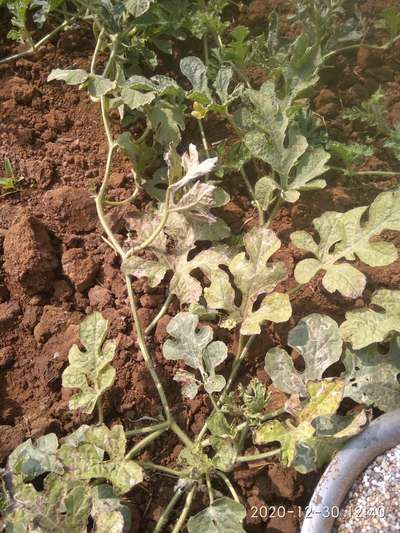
[205,225,291,333]
[340,289,400,348]
[254,380,364,473]
[187,498,246,533]
[265,314,343,396]
[292,190,400,298]
[342,336,400,412]
[62,313,116,414]
[163,312,228,398]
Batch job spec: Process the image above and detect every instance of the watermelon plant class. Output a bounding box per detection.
[1,1,400,531]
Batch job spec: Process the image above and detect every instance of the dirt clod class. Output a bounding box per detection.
[88,285,113,309]
[0,301,21,331]
[43,186,98,234]
[0,347,15,369]
[33,305,72,343]
[4,215,58,298]
[62,247,99,292]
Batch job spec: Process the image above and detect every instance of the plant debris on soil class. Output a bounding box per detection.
[0,0,400,532]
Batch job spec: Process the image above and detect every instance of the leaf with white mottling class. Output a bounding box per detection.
[340,289,400,349]
[88,75,115,97]
[180,56,209,95]
[255,176,278,210]
[174,369,201,400]
[187,497,246,533]
[124,212,231,304]
[125,0,154,17]
[241,81,329,200]
[59,424,143,495]
[288,147,330,191]
[120,87,156,110]
[163,313,227,398]
[62,313,116,414]
[48,68,89,85]
[292,190,400,298]
[255,380,365,473]
[265,314,342,396]
[342,336,400,412]
[241,292,291,335]
[205,225,291,333]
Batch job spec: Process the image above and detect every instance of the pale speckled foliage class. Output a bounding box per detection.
[204,225,292,334]
[265,313,343,397]
[340,289,400,349]
[5,425,141,532]
[255,380,367,473]
[163,312,228,398]
[343,336,400,412]
[291,190,400,298]
[242,80,330,203]
[187,497,246,533]
[62,312,116,414]
[123,211,232,305]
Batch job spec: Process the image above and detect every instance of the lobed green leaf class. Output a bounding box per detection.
[62,312,116,414]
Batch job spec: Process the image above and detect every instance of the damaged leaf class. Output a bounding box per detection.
[291,190,400,298]
[62,312,116,414]
[255,380,366,473]
[59,424,143,495]
[163,312,228,398]
[123,210,231,304]
[187,497,246,533]
[342,335,400,412]
[4,425,138,532]
[340,289,400,349]
[204,225,291,334]
[265,314,343,396]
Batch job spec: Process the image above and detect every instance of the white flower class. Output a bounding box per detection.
[168,144,217,192]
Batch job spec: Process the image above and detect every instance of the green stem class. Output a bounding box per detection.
[102,36,119,77]
[0,17,75,65]
[240,169,264,224]
[224,335,255,395]
[331,166,399,177]
[236,448,281,463]
[262,408,286,421]
[206,473,214,504]
[216,472,240,503]
[324,34,400,60]
[90,27,105,74]
[136,124,151,144]
[141,461,184,477]
[145,294,173,335]
[97,398,104,424]
[125,274,172,420]
[154,487,184,533]
[95,97,125,257]
[198,119,210,157]
[125,429,165,459]
[266,197,282,228]
[203,34,209,66]
[196,335,255,444]
[126,420,170,437]
[237,423,249,455]
[104,187,139,206]
[171,421,194,449]
[126,188,171,257]
[172,487,197,533]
